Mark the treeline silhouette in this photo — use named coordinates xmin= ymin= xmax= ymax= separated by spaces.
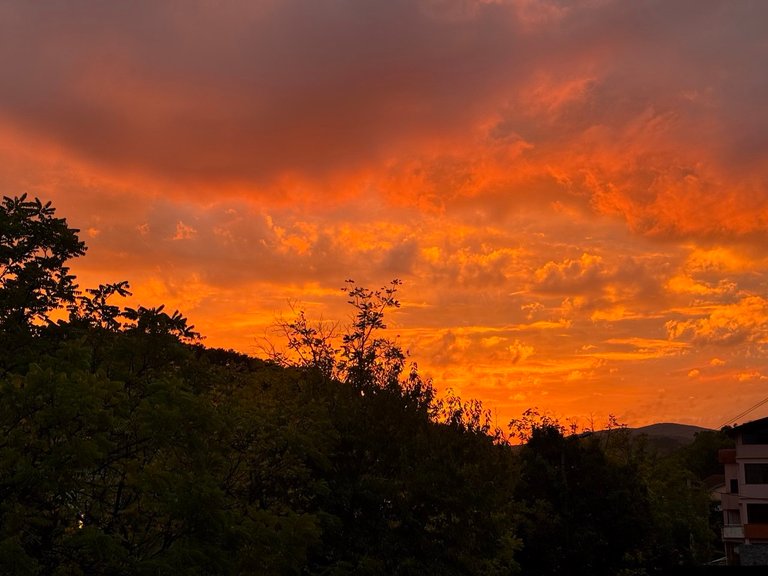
xmin=0 ymin=195 xmax=732 ymax=575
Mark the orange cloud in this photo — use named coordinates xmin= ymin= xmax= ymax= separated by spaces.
xmin=508 ymin=340 xmax=535 ymax=364
xmin=666 ymin=296 xmax=768 ymax=346
xmin=534 ymin=253 xmax=606 ymax=293
xmin=173 ymin=221 xmax=197 ymax=241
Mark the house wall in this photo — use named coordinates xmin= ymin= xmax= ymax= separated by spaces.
xmin=737 ymin=441 xmax=768 ymax=515
xmin=736 ymin=444 xmax=768 ymax=459
xmin=740 ymin=483 xmax=768 ymax=499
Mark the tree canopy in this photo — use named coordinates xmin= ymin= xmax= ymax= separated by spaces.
xmin=0 ymin=194 xmax=86 ymax=333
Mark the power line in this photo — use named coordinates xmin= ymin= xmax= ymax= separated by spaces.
xmin=721 ymin=394 xmax=768 ymax=429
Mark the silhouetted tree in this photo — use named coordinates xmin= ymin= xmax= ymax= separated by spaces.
xmin=514 ymin=424 xmax=651 ymax=576
xmin=68 ymin=281 xmax=132 ymax=331
xmin=338 ymin=279 xmax=405 ymax=391
xmin=266 ymin=304 xmax=338 ymax=379
xmin=0 ymin=194 xmax=86 ymax=333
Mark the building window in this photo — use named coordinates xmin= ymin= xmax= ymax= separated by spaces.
xmin=726 ymin=509 xmax=741 ymax=525
xmin=730 ymin=478 xmax=739 ymax=493
xmin=747 ymin=504 xmax=768 ymax=524
xmin=745 ymin=463 xmax=768 ymax=484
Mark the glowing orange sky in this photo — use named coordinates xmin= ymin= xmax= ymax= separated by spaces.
xmin=2 ymin=0 xmax=768 ymax=429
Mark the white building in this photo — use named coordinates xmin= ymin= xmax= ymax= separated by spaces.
xmin=720 ymin=416 xmax=768 ymax=566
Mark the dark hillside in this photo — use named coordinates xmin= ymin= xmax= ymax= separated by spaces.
xmin=630 ymin=422 xmax=712 ymax=453
xmin=632 ymin=422 xmax=711 ymax=441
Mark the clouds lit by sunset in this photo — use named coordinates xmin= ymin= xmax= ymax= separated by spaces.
xmin=2 ymin=0 xmax=767 ymax=428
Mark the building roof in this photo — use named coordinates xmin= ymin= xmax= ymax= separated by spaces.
xmin=727 ymin=416 xmax=768 ymax=435
xmin=703 ymin=474 xmax=725 ymax=492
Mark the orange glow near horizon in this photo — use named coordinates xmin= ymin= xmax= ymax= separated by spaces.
xmin=2 ymin=0 xmax=768 ymax=430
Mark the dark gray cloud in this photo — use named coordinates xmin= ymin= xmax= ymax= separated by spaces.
xmin=0 ymin=0 xmax=521 ymax=184
xmin=2 ymin=0 xmax=767 ymax=235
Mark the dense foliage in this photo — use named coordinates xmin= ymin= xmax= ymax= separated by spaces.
xmin=0 ymin=196 xmax=730 ymax=574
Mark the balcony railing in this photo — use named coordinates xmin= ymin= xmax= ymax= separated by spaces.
xmin=722 ymin=524 xmax=744 ymax=539
xmin=744 ymin=523 xmax=768 ymax=540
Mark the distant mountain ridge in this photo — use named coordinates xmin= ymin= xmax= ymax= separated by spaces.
xmin=630 ymin=422 xmax=712 ymax=441
xmin=580 ymin=423 xmax=713 ymax=454
xmin=625 ymin=422 xmax=712 ymax=453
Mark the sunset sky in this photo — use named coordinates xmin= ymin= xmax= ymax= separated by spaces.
xmin=2 ymin=0 xmax=768 ymax=429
